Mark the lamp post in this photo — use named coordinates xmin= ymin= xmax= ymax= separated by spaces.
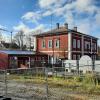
xmin=10 ymin=31 xmax=13 ymax=49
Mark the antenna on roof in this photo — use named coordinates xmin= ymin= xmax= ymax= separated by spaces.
xmin=51 ymin=14 xmax=53 ymax=33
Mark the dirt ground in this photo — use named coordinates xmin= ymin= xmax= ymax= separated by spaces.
xmin=0 ymin=80 xmax=100 ymax=100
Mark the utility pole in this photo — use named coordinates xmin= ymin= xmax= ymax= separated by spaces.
xmin=10 ymin=31 xmax=13 ymax=49
xmin=50 ymin=14 xmax=54 ymax=73
xmin=0 ymin=28 xmax=13 ymax=49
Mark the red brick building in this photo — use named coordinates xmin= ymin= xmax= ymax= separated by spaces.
xmin=34 ymin=23 xmax=98 ymax=63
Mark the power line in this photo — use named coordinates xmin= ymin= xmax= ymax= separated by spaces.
xmin=0 ymin=28 xmax=19 ymax=49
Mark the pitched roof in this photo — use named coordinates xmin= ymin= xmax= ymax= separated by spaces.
xmin=0 ymin=50 xmax=35 ymax=55
xmin=0 ymin=50 xmax=48 ymax=56
xmin=34 ymin=27 xmax=69 ymax=37
xmin=33 ymin=26 xmax=98 ymax=39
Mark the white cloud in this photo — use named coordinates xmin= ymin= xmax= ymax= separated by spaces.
xmin=75 ymin=0 xmax=91 ymax=11
xmin=75 ymin=0 xmax=97 ymax=14
xmin=22 ymin=12 xmax=42 ymax=24
xmin=95 ymin=12 xmax=100 ymax=26
xmin=30 ymin=24 xmax=46 ymax=35
xmin=38 ymin=0 xmax=99 ymax=35
xmin=39 ymin=0 xmax=98 ymax=18
xmin=2 ymin=34 xmax=11 ymax=42
xmin=0 ymin=25 xmax=7 ymax=29
xmin=43 ymin=10 xmax=53 ymax=16
xmin=32 ymin=24 xmax=45 ymax=31
xmin=76 ymin=17 xmax=98 ymax=35
xmin=13 ymin=22 xmax=30 ymax=34
xmin=64 ymin=11 xmax=75 ymax=28
xmin=13 ymin=22 xmax=47 ymax=46
xmin=0 ymin=25 xmax=3 ymax=28
xmin=13 ymin=0 xmax=98 ymax=41
xmin=39 ymin=0 xmax=64 ymax=8
xmin=39 ymin=0 xmax=55 ymax=8
xmin=78 ymin=23 xmax=91 ymax=34
xmin=13 ymin=22 xmax=46 ymax=35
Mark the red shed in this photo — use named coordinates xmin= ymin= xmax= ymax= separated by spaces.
xmin=0 ymin=50 xmax=48 ymax=69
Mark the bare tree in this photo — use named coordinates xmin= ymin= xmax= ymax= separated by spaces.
xmin=0 ymin=32 xmax=3 ymax=42
xmin=13 ymin=30 xmax=25 ymax=50
xmin=0 ymin=32 xmax=5 ymax=49
xmin=25 ymin=34 xmax=34 ymax=51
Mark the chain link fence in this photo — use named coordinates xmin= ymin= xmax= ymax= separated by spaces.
xmin=0 ymin=63 xmax=100 ymax=100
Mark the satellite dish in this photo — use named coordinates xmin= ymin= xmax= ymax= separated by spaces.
xmin=79 ymin=55 xmax=92 ymax=73
xmin=80 ymin=55 xmax=92 ymax=63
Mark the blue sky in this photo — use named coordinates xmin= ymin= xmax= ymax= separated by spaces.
xmin=0 ymin=0 xmax=100 ymax=44
xmin=0 ymin=0 xmax=36 ymax=29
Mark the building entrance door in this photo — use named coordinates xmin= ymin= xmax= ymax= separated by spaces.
xmin=18 ymin=57 xmax=29 ymax=69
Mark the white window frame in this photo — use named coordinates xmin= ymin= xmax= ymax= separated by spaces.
xmin=73 ymin=39 xmax=76 ymax=48
xmin=85 ymin=41 xmax=90 ymax=50
xmin=94 ymin=43 xmax=96 ymax=51
xmin=48 ymin=40 xmax=52 ymax=48
xmin=42 ymin=40 xmax=46 ymax=48
xmin=92 ymin=43 xmax=96 ymax=50
xmin=88 ymin=42 xmax=90 ymax=50
xmin=77 ymin=40 xmax=80 ymax=49
xmin=48 ymin=55 xmax=51 ymax=63
xmin=73 ymin=54 xmax=76 ymax=60
xmin=55 ymin=39 xmax=60 ymax=48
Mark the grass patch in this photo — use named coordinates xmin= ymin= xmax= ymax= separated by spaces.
xmin=6 ymin=73 xmax=100 ymax=95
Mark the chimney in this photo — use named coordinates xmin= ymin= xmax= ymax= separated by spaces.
xmin=73 ymin=27 xmax=77 ymax=31
xmin=64 ymin=23 xmax=68 ymax=29
xmin=56 ymin=23 xmax=60 ymax=29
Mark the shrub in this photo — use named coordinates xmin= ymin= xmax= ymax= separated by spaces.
xmin=74 ymin=76 xmax=83 ymax=82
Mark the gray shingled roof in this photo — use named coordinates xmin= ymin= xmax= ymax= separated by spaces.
xmin=33 ymin=26 xmax=98 ymax=39
xmin=0 ymin=50 xmax=35 ymax=55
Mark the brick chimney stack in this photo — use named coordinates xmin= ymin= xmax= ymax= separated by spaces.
xmin=64 ymin=23 xmax=68 ymax=29
xmin=73 ymin=27 xmax=77 ymax=31
xmin=56 ymin=23 xmax=60 ymax=29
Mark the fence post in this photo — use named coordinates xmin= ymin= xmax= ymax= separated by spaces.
xmin=64 ymin=66 xmax=66 ymax=79
xmin=69 ymin=63 xmax=71 ymax=73
xmin=45 ymin=67 xmax=49 ymax=100
xmin=76 ymin=60 xmax=79 ymax=75
xmin=4 ymin=69 xmax=8 ymax=98
xmin=92 ymin=59 xmax=95 ymax=71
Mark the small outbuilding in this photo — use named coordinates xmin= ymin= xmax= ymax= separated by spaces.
xmin=0 ymin=50 xmax=48 ymax=69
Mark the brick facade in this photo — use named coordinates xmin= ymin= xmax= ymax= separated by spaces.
xmin=34 ymin=25 xmax=98 ymax=61
xmin=36 ymin=34 xmax=68 ymax=59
